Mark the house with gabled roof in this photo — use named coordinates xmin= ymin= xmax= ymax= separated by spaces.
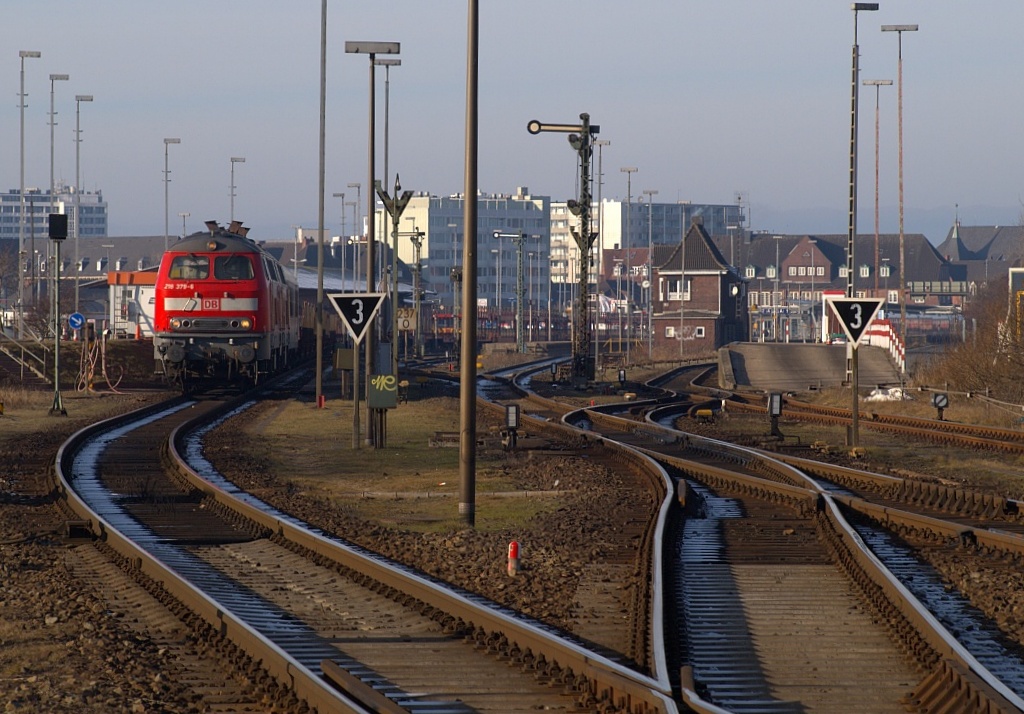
xmin=649 ymin=217 xmax=747 ymax=355
xmin=934 ymin=220 xmax=1024 ymax=291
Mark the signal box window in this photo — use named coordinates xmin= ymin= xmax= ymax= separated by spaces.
xmin=168 ymin=255 xmax=209 ymax=280
xmin=215 ymin=255 xmax=254 ymax=280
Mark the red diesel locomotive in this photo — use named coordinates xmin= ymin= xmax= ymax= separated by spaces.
xmin=153 ymin=221 xmax=301 ymax=387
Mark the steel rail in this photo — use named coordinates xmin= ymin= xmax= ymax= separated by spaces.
xmin=52 ymin=396 xmax=377 ymax=714
xmin=576 ymin=400 xmax=1024 ymax=713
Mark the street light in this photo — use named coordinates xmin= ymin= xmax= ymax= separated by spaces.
xmin=846 ymin=3 xmax=879 ymax=299
xmin=864 ymin=79 xmax=893 ymax=294
xmin=347 ymin=183 xmax=362 ymax=237
xmin=374 ymin=58 xmax=401 ymax=189
xmin=48 ymin=74 xmax=68 ymax=339
xmin=230 ymin=157 xmax=245 ymax=222
xmin=882 ymin=22 xmax=918 ymax=362
xmin=74 ymin=95 xmax=93 ymax=315
xmin=348 ymin=40 xmax=400 ymax=449
xmin=620 ymin=167 xmax=637 ymax=365
xmin=163 ymin=138 xmax=181 ymax=253
xmin=332 ymin=192 xmax=345 ymax=285
xmin=346 ymin=201 xmax=358 ymax=285
xmin=642 ymin=188 xmax=658 ymax=359
xmin=48 ymin=74 xmax=69 ymax=216
xmin=19 ymin=50 xmax=41 ymax=339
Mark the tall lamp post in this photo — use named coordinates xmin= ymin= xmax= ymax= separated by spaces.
xmin=48 ymin=74 xmax=69 ymax=216
xmin=347 ymin=182 xmax=362 ymax=237
xmin=374 ymin=58 xmax=401 ymax=190
xmin=74 ymin=94 xmax=93 ymax=315
xmin=332 ymin=191 xmax=345 ymax=284
xmin=49 ymin=74 xmax=68 ymax=334
xmin=19 ymin=50 xmax=41 ymax=339
xmin=163 ymin=138 xmax=181 ymax=252
xmin=846 ymin=3 xmax=879 ymax=299
xmin=346 ymin=41 xmax=401 ymax=447
xmin=642 ymin=188 xmax=658 ymax=359
xmin=882 ymin=22 xmax=918 ymax=364
xmin=620 ymin=167 xmax=637 ymax=365
xmin=229 ymin=156 xmax=245 ymax=222
xmin=864 ymin=79 xmax=892 ymax=294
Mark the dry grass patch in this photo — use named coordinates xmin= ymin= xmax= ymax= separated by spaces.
xmin=227 ymin=395 xmax=562 ymax=532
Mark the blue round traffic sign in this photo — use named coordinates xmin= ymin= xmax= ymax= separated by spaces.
xmin=68 ymin=312 xmax=85 ymax=330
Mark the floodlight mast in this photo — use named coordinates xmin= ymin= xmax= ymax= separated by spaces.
xmin=527 ymin=113 xmax=599 ymax=382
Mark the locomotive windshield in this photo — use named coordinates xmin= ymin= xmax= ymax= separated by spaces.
xmin=166 ymin=254 xmax=254 ymax=281
xmin=214 ymin=255 xmax=254 ymax=280
xmin=168 ymin=255 xmax=209 ymax=280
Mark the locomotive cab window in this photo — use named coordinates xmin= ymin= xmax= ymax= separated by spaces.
xmin=168 ymin=255 xmax=209 ymax=280
xmin=215 ymin=255 xmax=254 ymax=280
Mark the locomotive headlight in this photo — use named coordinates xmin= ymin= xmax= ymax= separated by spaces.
xmin=170 ymin=318 xmax=182 ymax=329
xmin=240 ymin=318 xmax=252 ymax=329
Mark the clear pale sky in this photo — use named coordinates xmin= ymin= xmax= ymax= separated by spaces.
xmin=5 ymin=1 xmax=1023 ymax=245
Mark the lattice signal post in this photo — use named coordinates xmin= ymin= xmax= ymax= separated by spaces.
xmin=527 ymin=113 xmax=599 ymax=383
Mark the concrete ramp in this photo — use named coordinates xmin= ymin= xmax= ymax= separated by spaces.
xmin=720 ymin=343 xmax=901 ymax=392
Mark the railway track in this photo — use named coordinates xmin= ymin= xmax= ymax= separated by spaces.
xmin=726 ymin=392 xmax=1024 ymax=453
xmin=498 ymin=365 xmax=1024 ymax=712
xmin=53 ymin=373 xmax=677 ymax=713
xmin=50 ymin=355 xmax=1024 ymax=712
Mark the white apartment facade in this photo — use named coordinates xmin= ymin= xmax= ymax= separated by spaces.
xmin=0 ymin=184 xmax=108 ymax=241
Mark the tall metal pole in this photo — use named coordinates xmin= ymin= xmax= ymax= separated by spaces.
xmin=643 ymin=188 xmax=658 ymax=359
xmin=49 ymin=74 xmax=68 ymax=335
xmin=315 ymin=0 xmax=327 ymax=408
xmin=347 ymin=183 xmax=362 ymax=237
xmin=594 ymin=139 xmax=610 ymax=373
xmin=883 ymin=23 xmax=917 ymax=370
xmin=230 ymin=156 xmax=245 ymax=222
xmin=375 ymin=59 xmax=401 ymax=190
xmin=163 ymin=138 xmax=180 ymax=253
xmin=620 ymin=167 xmax=637 ymax=365
xmin=74 ymin=95 xmax=93 ymax=315
xmin=846 ymin=3 xmax=879 ymax=417
xmin=864 ymin=79 xmax=892 ymax=294
xmin=346 ymin=41 xmax=400 ymax=446
xmin=409 ymin=231 xmax=424 ymax=357
xmin=49 ymin=75 xmax=69 ymax=217
xmin=847 ymin=3 xmax=879 ymax=299
xmin=49 ymin=214 xmax=67 ymax=416
xmin=460 ymin=0 xmax=480 ymax=527
xmin=528 ymin=116 xmax=600 ymax=380
xmin=19 ymin=50 xmax=41 ymax=340
xmin=679 ymin=228 xmax=686 ymax=357
xmin=333 ymin=191 xmax=345 ymax=285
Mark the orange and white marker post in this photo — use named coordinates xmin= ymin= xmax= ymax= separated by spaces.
xmin=507 ymin=540 xmax=520 ymax=576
